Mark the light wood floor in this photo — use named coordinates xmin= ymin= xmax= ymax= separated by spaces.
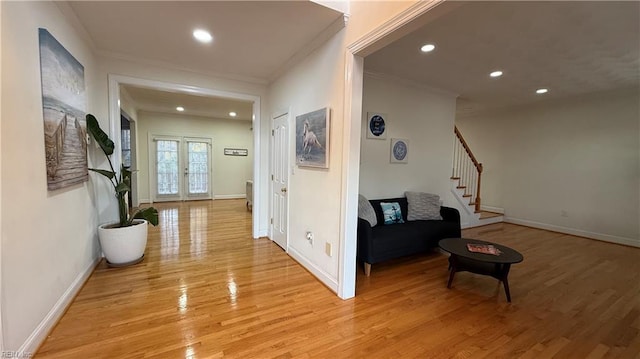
xmin=36 ymin=200 xmax=640 ymax=358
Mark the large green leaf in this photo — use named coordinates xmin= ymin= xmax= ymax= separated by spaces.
xmin=86 ymin=114 xmax=114 ymax=156
xmin=115 ymin=182 xmax=130 ymax=195
xmin=88 ymin=168 xmax=115 ymax=180
xmin=132 ymin=207 xmax=159 ymax=226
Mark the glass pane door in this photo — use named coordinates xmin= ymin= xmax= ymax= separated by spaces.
xmin=185 ymin=139 xmax=211 ymax=199
xmin=153 ymin=136 xmax=211 ymax=202
xmin=156 ymin=139 xmax=180 ymax=200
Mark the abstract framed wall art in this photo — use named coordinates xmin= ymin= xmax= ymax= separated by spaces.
xmin=390 ymin=138 xmax=409 ymax=164
xmin=366 ymin=112 xmax=387 ymax=139
xmin=39 ymin=28 xmax=88 ymax=190
xmin=296 ymin=107 xmax=330 ymax=168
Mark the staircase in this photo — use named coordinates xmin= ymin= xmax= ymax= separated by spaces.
xmin=451 ymin=126 xmax=503 ymax=228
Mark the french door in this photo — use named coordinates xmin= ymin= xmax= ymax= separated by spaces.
xmin=152 ymin=135 xmax=213 ymax=202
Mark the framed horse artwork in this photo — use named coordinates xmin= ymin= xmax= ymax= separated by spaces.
xmin=295 ymin=107 xmax=330 ymax=168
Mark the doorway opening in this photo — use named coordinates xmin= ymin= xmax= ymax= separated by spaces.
xmin=109 ymin=74 xmax=263 ymax=238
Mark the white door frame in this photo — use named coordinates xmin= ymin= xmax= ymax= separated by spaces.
xmin=339 ymin=1 xmax=445 ymax=299
xmin=120 ymin=110 xmax=139 ymax=207
xmin=108 ymin=74 xmax=262 ymax=238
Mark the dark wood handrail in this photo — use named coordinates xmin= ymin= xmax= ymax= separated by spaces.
xmin=454 ymin=126 xmax=483 ymax=212
xmin=454 ymin=126 xmax=481 ymax=171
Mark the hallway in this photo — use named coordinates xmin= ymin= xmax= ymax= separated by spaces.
xmin=37 ymin=199 xmax=338 ymax=358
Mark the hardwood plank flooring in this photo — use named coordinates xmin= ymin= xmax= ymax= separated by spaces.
xmin=36 ymin=200 xmax=640 ymax=358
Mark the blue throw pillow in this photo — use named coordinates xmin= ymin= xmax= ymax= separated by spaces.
xmin=380 ymin=202 xmax=405 ymax=225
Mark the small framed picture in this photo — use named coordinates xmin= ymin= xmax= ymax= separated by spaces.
xmin=390 ymin=138 xmax=409 ymax=163
xmin=366 ymin=112 xmax=387 ymax=140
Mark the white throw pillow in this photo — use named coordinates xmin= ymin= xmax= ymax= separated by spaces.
xmin=405 ymin=191 xmax=442 ymax=221
xmin=358 ymin=194 xmax=378 ymax=227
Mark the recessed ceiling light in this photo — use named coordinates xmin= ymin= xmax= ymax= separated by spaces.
xmin=176 ymin=106 xmax=185 ymax=112
xmin=490 ymin=70 xmax=503 ymax=78
xmin=536 ymin=88 xmax=548 ymax=94
xmin=420 ymin=44 xmax=436 ymax=53
xmin=193 ymin=29 xmax=213 ymax=43
xmin=229 ymin=112 xmax=237 ymax=117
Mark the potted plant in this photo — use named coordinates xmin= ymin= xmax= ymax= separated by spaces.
xmin=86 ymin=114 xmax=158 ymax=267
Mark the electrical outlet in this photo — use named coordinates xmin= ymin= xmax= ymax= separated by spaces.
xmin=306 ymin=231 xmax=313 ymax=244
xmin=325 ymin=242 xmax=332 ymax=257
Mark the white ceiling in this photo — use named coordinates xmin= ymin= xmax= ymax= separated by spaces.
xmin=365 ymin=1 xmax=640 ymax=116
xmin=122 ymin=85 xmax=253 ymax=121
xmin=69 ymin=1 xmax=638 ymax=118
xmin=68 ymin=1 xmax=344 ymax=83
xmin=67 ymin=1 xmax=343 ymax=119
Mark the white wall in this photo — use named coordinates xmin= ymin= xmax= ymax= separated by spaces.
xmin=359 ymin=74 xmax=457 ymax=204
xmin=456 ymin=89 xmax=640 ymax=245
xmin=119 ymin=87 xmax=139 ymax=122
xmin=267 ymin=1 xmax=422 ymax=292
xmin=137 ymin=111 xmax=253 ymax=201
xmin=268 ymin=30 xmax=346 ymax=287
xmin=1 ymin=1 xmax=102 ymax=351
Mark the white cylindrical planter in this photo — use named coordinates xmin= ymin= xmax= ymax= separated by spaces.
xmin=98 ymin=219 xmax=148 ymax=266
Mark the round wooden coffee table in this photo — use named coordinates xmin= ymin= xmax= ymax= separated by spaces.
xmin=439 ymin=238 xmax=523 ymax=302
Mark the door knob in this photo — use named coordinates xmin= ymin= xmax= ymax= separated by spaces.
xmin=281 ymin=187 xmax=287 ymax=193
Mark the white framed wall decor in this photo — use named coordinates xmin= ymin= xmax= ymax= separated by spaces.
xmin=390 ymin=138 xmax=409 ymax=163
xmin=296 ymin=107 xmax=330 ymax=168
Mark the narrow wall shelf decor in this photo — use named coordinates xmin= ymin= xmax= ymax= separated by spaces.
xmin=224 ymin=148 xmax=248 ymax=156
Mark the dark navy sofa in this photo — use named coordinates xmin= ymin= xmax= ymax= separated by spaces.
xmin=357 ymin=197 xmax=461 ymax=276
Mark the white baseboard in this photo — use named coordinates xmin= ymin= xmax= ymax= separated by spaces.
xmin=287 ymin=247 xmax=339 ymax=293
xmin=504 ymin=217 xmax=640 ymax=248
xmin=19 ymin=255 xmax=101 ymax=354
xmin=214 ymin=194 xmax=246 ymax=200
xmin=462 ymin=214 xmax=504 ymax=229
xmin=480 ymin=205 xmax=505 ymax=214
xmin=255 ymin=229 xmax=269 ymax=239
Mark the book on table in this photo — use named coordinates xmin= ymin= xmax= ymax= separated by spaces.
xmin=467 ymin=243 xmax=502 ymax=255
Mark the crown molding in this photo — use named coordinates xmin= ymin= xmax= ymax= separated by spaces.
xmin=98 ymin=50 xmax=269 ymax=87
xmin=55 ymin=1 xmax=98 ymax=53
xmin=347 ymin=0 xmax=451 ymax=56
xmin=268 ymin=13 xmax=348 ymax=84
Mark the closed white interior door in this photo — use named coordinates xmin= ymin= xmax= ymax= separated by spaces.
xmin=152 ymin=135 xmax=212 ymax=202
xmin=271 ymin=113 xmax=289 ymax=250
